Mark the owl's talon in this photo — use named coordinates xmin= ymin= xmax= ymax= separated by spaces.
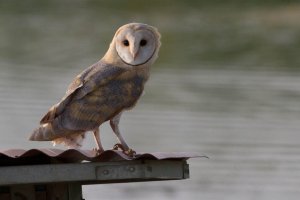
xmin=124 ymin=149 xmax=136 ymax=157
xmin=113 ymin=143 xmax=124 ymax=151
xmin=112 ymin=143 xmax=136 ymax=157
xmin=92 ymin=148 xmax=104 ymax=155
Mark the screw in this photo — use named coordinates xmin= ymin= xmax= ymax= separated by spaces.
xmin=129 ymin=167 xmax=135 ymax=172
xmin=103 ymin=169 xmax=109 ymax=175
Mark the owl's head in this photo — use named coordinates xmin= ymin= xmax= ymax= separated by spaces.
xmin=104 ymin=23 xmax=161 ymax=66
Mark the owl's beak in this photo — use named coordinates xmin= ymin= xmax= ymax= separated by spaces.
xmin=130 ymin=46 xmax=139 ymax=60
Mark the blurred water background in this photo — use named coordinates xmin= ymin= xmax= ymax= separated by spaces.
xmin=1 ymin=1 xmax=300 ymax=199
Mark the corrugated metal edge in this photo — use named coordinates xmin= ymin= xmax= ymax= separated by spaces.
xmin=0 ymin=149 xmax=206 ymax=163
xmin=136 ymin=151 xmax=207 ymax=160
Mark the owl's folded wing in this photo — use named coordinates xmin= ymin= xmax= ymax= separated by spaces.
xmin=40 ymin=62 xmax=126 ymax=124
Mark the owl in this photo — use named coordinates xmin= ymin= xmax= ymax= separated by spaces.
xmin=29 ymin=23 xmax=161 ymax=155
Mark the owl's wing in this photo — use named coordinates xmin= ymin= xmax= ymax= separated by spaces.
xmin=40 ymin=62 xmax=126 ymax=124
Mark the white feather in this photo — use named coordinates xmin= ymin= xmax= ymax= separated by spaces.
xmin=52 ymin=133 xmax=85 ymax=149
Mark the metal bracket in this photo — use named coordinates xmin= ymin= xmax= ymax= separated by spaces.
xmin=96 ymin=160 xmax=188 ymax=181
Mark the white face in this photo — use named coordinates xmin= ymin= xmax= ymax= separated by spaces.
xmin=115 ymin=28 xmax=156 ymax=66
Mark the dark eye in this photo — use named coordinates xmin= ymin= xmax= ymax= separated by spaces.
xmin=140 ymin=39 xmax=147 ymax=46
xmin=123 ymin=40 xmax=129 ymax=46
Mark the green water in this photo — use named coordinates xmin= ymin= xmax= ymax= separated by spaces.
xmin=1 ymin=1 xmax=300 ymax=70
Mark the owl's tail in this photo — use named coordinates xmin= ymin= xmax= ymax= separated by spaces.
xmin=29 ymin=123 xmax=85 ymax=149
xmin=29 ymin=123 xmax=55 ymax=141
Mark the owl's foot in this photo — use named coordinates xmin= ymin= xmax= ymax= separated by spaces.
xmin=92 ymin=148 xmax=104 ymax=156
xmin=113 ymin=143 xmax=136 ymax=157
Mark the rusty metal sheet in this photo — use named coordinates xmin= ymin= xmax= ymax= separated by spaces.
xmin=0 ymin=149 xmax=205 ymax=165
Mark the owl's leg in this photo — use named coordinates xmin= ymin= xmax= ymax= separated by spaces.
xmin=93 ymin=128 xmax=104 ymax=153
xmin=110 ymin=112 xmax=135 ymax=156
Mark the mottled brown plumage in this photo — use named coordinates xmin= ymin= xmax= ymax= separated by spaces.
xmin=29 ymin=23 xmax=161 ymax=153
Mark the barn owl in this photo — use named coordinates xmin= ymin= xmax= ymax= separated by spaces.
xmin=29 ymin=23 xmax=161 ymax=155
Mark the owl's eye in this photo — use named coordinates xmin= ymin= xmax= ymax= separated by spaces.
xmin=140 ymin=39 xmax=147 ymax=46
xmin=123 ymin=40 xmax=129 ymax=46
